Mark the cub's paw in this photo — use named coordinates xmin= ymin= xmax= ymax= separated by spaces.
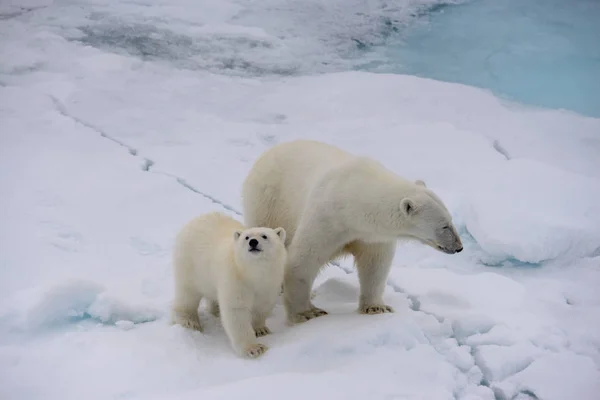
xmin=307 ymin=307 xmax=328 ymax=318
xmin=360 ymin=304 xmax=394 ymax=315
xmin=254 ymin=326 xmax=271 ymax=337
xmin=173 ymin=315 xmax=203 ymax=331
xmin=291 ymin=307 xmax=328 ymax=324
xmin=245 ymin=343 xmax=268 ymax=359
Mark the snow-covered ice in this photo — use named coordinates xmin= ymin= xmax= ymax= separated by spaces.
xmin=1 ymin=1 xmax=600 ymax=400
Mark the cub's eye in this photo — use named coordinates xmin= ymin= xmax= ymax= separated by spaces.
xmin=262 ymin=235 xmax=268 ymax=240
xmin=442 ymin=226 xmax=450 ymax=230
xmin=245 ymin=236 xmax=250 ymax=240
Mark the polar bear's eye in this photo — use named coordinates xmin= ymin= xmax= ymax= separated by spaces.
xmin=245 ymin=236 xmax=250 ymax=240
xmin=262 ymin=235 xmax=268 ymax=240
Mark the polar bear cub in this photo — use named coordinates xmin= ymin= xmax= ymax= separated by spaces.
xmin=171 ymin=212 xmax=287 ymax=358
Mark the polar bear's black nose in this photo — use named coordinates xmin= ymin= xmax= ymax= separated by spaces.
xmin=249 ymin=238 xmax=259 ymax=248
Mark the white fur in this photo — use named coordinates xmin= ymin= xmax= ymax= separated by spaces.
xmin=241 ymin=140 xmax=462 ymax=324
xmin=171 ymin=212 xmax=287 ymax=358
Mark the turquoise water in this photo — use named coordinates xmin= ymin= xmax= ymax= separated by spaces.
xmin=363 ymin=0 xmax=600 ymax=118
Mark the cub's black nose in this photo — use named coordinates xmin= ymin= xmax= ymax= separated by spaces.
xmin=456 ymin=247 xmax=463 ymax=253
xmin=249 ymin=238 xmax=259 ymax=248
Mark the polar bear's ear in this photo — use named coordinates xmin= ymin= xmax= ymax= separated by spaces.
xmin=233 ymin=231 xmax=242 ymax=241
xmin=415 ymin=179 xmax=427 ymax=188
xmin=400 ymin=198 xmax=417 ymax=216
xmin=274 ymin=227 xmax=286 ymax=243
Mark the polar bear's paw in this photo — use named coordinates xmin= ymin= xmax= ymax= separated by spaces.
xmin=245 ymin=343 xmax=268 ymax=358
xmin=174 ymin=315 xmax=203 ymax=331
xmin=291 ymin=307 xmax=328 ymax=323
xmin=254 ymin=326 xmax=271 ymax=337
xmin=360 ymin=304 xmax=394 ymax=315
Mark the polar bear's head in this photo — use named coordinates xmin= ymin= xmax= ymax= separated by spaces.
xmin=233 ymin=226 xmax=287 ymax=263
xmin=398 ymin=180 xmax=463 ymax=255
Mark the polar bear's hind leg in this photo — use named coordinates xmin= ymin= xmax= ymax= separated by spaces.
xmin=171 ymin=288 xmax=203 ymax=331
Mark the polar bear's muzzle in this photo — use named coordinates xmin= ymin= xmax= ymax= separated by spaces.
xmin=437 ymin=244 xmax=463 ymax=254
xmin=431 ymin=224 xmax=463 ymax=254
xmin=424 ymin=236 xmax=463 ymax=254
xmin=248 ymin=238 xmax=262 ymax=253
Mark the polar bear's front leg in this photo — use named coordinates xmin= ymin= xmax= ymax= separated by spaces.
xmin=353 ymin=241 xmax=396 ymax=315
xmin=220 ymin=304 xmax=268 ymax=358
xmin=283 ymin=216 xmax=346 ymax=324
xmin=283 ymin=263 xmax=327 ymax=324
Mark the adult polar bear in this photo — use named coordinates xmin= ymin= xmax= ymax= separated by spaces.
xmin=241 ymin=140 xmax=463 ymax=324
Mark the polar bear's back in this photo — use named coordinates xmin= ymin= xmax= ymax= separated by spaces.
xmin=242 ymin=140 xmax=357 ymax=245
xmin=176 ymin=212 xmax=242 ymax=249
xmin=173 ymin=212 xmax=241 ymax=293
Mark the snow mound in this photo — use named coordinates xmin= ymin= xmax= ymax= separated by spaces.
xmin=0 ymin=280 xmax=161 ymax=334
xmin=492 ymin=352 xmax=600 ymax=400
xmin=474 ymin=342 xmax=545 ymax=382
xmin=465 ymin=158 xmax=600 ymax=264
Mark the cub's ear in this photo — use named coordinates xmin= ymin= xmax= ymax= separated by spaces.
xmin=415 ymin=179 xmax=427 ymax=188
xmin=233 ymin=231 xmax=242 ymax=241
xmin=400 ymin=198 xmax=417 ymax=216
xmin=274 ymin=227 xmax=286 ymax=243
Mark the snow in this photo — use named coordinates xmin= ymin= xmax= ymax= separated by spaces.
xmin=1 ymin=1 xmax=600 ymax=400
xmin=492 ymin=352 xmax=600 ymax=400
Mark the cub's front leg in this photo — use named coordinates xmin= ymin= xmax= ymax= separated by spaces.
xmin=219 ymin=288 xmax=268 ymax=359
xmin=252 ymin=305 xmax=275 ymax=337
xmin=220 ymin=305 xmax=268 ymax=358
xmin=252 ymin=318 xmax=271 ymax=338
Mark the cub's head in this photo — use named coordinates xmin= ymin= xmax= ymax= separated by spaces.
xmin=399 ymin=180 xmax=463 ymax=255
xmin=233 ymin=226 xmax=287 ymax=263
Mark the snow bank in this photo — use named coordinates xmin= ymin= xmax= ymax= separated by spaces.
xmin=45 ymin=66 xmax=600 ymax=265
xmin=0 ymin=280 xmax=161 ymax=334
xmin=465 ymin=158 xmax=600 ymax=264
xmin=474 ymin=342 xmax=545 ymax=382
xmin=492 ymin=352 xmax=600 ymax=400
